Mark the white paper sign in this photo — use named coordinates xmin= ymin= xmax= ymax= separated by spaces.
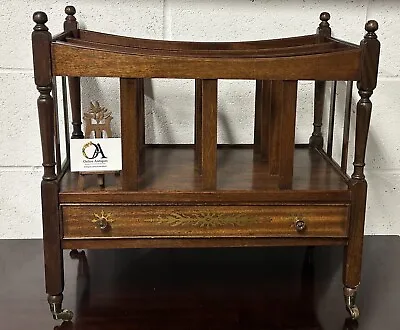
xmin=70 ymin=138 xmax=122 ymax=172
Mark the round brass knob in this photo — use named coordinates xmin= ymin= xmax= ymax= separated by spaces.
xmin=96 ymin=218 xmax=109 ymax=231
xmin=295 ymin=219 xmax=306 ymax=232
xmin=91 ymin=211 xmax=114 ymax=232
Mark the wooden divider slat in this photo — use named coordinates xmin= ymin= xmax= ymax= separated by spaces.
xmin=269 ymin=81 xmax=283 ymax=175
xmin=200 ymin=79 xmax=217 ymax=190
xmin=195 ymin=79 xmax=203 ymax=171
xmin=137 ymin=78 xmax=145 ymax=171
xmin=120 ymin=78 xmax=140 ymax=190
xmin=279 ymin=81 xmax=298 ymax=189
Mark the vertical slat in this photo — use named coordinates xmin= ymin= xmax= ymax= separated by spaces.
xmin=195 ymin=79 xmax=203 ymax=171
xmin=200 ymin=79 xmax=217 ymax=190
xmin=254 ymin=80 xmax=262 ymax=155
xmin=138 ymin=78 xmax=146 ymax=171
xmin=120 ymin=78 xmax=140 ymax=191
xmin=327 ymin=80 xmax=337 ymax=157
xmin=61 ymin=77 xmax=70 ymax=161
xmin=254 ymin=80 xmax=271 ymax=160
xmin=341 ymin=81 xmax=353 ymax=172
xmin=309 ymin=80 xmax=326 ymax=149
xmin=269 ymin=80 xmax=283 ymax=175
xmin=69 ymin=77 xmax=84 ymax=139
xmin=260 ymin=81 xmax=272 ymax=162
xmin=279 ymin=81 xmax=298 ymax=189
xmin=52 ymin=77 xmax=62 ymax=175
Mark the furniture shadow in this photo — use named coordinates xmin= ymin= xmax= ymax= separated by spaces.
xmin=54 ymin=245 xmax=357 ymax=330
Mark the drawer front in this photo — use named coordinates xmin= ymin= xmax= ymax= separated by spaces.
xmin=62 ymin=205 xmax=349 ymax=239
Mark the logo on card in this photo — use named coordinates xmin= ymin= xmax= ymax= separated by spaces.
xmin=82 ymin=141 xmax=107 ymax=160
xmin=70 ymin=138 xmax=121 ymax=172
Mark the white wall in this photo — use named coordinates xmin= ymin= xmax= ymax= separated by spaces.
xmin=0 ymin=0 xmax=399 ymax=238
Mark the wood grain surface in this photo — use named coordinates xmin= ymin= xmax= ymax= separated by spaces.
xmin=51 ymin=43 xmax=361 ymax=80
xmin=62 ymin=204 xmax=349 ymax=240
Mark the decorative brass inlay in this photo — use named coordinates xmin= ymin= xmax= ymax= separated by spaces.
xmin=144 ymin=212 xmax=265 ymax=228
xmin=91 ymin=210 xmax=114 ymax=231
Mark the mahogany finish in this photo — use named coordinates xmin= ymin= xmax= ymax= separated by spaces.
xmin=62 ymin=204 xmax=349 ymax=239
xmin=120 ymin=78 xmax=141 ymax=191
xmin=31 ymin=6 xmax=380 ymax=321
xmin=198 ymin=79 xmax=217 ymax=190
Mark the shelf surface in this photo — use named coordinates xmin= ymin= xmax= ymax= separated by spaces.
xmin=59 ymin=146 xmax=351 ymax=204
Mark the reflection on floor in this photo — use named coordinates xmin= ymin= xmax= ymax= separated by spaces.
xmin=1 ymin=237 xmax=399 ymax=330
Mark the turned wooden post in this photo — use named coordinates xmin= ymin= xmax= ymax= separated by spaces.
xmin=32 ymin=9 xmax=65 ymax=309
xmin=64 ymin=6 xmax=84 ymax=139
xmin=309 ymin=12 xmax=331 ymax=149
xmin=344 ymin=20 xmax=380 ymax=289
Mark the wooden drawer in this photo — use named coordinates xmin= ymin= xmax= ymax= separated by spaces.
xmin=62 ymin=205 xmax=349 ymax=239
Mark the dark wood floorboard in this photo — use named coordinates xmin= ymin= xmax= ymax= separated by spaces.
xmin=0 ymin=236 xmax=398 ymax=329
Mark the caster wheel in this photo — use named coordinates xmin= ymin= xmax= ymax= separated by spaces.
xmin=70 ymin=249 xmax=85 ymax=259
xmin=347 ymin=305 xmax=360 ymax=320
xmin=52 ymin=309 xmax=74 ymax=321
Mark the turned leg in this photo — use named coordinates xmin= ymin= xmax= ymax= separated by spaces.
xmin=32 ymin=11 xmax=73 ymax=321
xmin=343 ymin=20 xmax=380 ymax=321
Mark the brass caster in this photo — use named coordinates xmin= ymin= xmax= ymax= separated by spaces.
xmin=51 ymin=309 xmax=74 ymax=321
xmin=347 ymin=305 xmax=360 ymax=321
xmin=48 ymin=294 xmax=74 ymax=322
xmin=70 ymin=249 xmax=85 ymax=259
xmin=344 ymin=287 xmax=360 ymax=320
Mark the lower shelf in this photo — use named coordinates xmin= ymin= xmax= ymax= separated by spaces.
xmin=60 ymin=145 xmax=351 ymax=248
xmin=59 ymin=145 xmax=351 ymax=203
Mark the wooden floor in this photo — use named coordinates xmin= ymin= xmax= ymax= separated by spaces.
xmin=1 ymin=236 xmax=399 ymax=329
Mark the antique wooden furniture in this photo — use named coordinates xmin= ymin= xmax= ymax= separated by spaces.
xmin=32 ymin=6 xmax=380 ymax=322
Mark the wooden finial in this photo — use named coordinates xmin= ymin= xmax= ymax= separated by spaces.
xmin=33 ymin=11 xmax=48 ymax=31
xmin=65 ymin=5 xmax=76 ymax=16
xmin=64 ymin=5 xmax=78 ymax=32
xmin=318 ymin=12 xmax=331 ymax=37
xmin=320 ymin=12 xmax=330 ymax=25
xmin=365 ymin=20 xmax=378 ymax=38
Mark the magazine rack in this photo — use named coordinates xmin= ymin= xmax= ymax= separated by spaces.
xmin=32 ymin=6 xmax=380 ymax=321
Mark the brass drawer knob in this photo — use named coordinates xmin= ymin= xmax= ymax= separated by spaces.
xmin=91 ymin=210 xmax=114 ymax=232
xmin=295 ymin=218 xmax=306 ymax=232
